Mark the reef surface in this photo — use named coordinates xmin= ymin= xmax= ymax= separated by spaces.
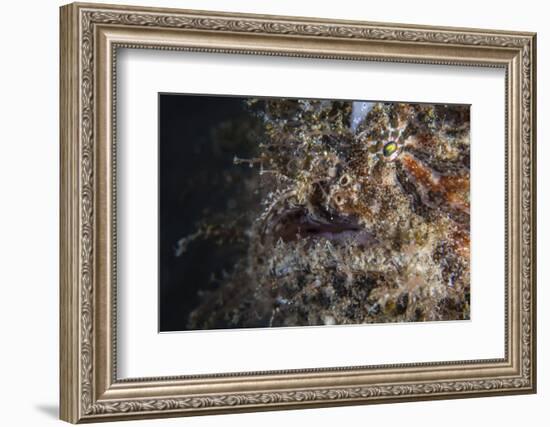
xmin=171 ymin=98 xmax=470 ymax=330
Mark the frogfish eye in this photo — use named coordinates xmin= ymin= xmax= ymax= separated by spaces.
xmin=382 ymin=141 xmax=398 ymax=157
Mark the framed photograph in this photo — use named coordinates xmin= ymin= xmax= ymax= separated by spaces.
xmin=60 ymin=2 xmax=537 ymax=423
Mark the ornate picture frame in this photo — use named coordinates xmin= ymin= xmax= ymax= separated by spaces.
xmin=60 ymin=2 xmax=536 ymax=423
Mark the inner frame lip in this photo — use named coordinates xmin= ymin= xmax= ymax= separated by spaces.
xmin=107 ymin=38 xmax=514 ymax=387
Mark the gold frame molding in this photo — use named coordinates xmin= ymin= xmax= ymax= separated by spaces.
xmin=60 ymin=2 xmax=537 ymax=423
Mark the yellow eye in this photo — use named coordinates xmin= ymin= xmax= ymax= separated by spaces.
xmin=383 ymin=141 xmax=398 ymax=157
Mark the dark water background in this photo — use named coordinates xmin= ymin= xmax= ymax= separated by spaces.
xmin=159 ymin=94 xmax=258 ymax=332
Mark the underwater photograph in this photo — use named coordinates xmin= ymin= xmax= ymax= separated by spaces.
xmin=159 ymin=94 xmax=471 ymax=332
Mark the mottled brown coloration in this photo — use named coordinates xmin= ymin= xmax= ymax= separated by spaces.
xmin=187 ymin=100 xmax=470 ymax=329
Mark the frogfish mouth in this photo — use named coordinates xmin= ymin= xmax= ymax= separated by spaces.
xmin=265 ymin=207 xmax=377 ymax=247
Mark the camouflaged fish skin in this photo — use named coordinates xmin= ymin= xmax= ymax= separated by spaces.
xmin=186 ymin=99 xmax=470 ymax=329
